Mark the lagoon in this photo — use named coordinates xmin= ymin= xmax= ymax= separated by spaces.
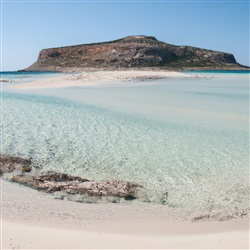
xmin=1 ymin=71 xmax=249 ymax=220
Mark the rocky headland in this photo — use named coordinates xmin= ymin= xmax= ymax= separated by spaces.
xmin=22 ymin=35 xmax=249 ymax=72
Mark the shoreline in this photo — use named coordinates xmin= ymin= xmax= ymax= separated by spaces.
xmin=7 ymin=70 xmax=195 ymax=90
xmin=5 ymin=69 xmax=249 ymax=91
xmin=18 ymin=65 xmax=250 ymax=73
xmin=1 ymin=179 xmax=249 ymax=249
xmin=2 ymin=219 xmax=249 ymax=249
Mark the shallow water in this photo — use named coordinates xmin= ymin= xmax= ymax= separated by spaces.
xmin=1 ymin=72 xmax=249 ymax=220
xmin=0 ymin=71 xmax=59 ymax=83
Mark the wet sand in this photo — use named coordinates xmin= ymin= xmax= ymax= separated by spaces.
xmin=1 ymin=179 xmax=249 ymax=249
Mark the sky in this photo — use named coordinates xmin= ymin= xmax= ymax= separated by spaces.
xmin=1 ymin=0 xmax=249 ymax=71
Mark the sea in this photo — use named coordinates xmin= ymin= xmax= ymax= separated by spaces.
xmin=1 ymin=70 xmax=249 ymax=220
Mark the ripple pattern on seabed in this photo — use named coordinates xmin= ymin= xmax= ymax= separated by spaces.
xmin=1 ymin=91 xmax=249 ymax=220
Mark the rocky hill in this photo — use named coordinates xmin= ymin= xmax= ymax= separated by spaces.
xmin=23 ymin=35 xmax=248 ymax=71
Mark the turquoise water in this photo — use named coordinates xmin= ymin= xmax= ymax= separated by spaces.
xmin=182 ymin=70 xmax=250 ymax=74
xmin=1 ymin=72 xmax=249 ymax=220
xmin=0 ymin=71 xmax=60 ymax=83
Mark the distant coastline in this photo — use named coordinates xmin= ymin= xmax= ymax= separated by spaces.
xmin=181 ymin=69 xmax=250 ymax=73
xmin=19 ymin=66 xmax=250 ymax=73
xmin=21 ymin=35 xmax=249 ymax=72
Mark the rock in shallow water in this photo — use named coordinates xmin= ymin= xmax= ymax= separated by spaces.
xmin=11 ymin=172 xmax=142 ymax=201
xmin=0 ymin=155 xmax=32 ymax=175
xmin=2 ymin=155 xmax=142 ymax=203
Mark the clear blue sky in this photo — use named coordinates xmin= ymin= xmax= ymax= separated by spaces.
xmin=1 ymin=0 xmax=249 ymax=71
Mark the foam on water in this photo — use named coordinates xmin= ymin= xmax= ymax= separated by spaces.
xmin=1 ymin=72 xmax=249 ymax=220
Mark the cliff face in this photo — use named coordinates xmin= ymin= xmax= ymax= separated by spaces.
xmin=24 ymin=35 xmax=246 ymax=71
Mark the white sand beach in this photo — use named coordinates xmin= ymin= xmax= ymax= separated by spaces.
xmin=2 ymin=70 xmax=249 ymax=249
xmin=1 ymin=179 xmax=249 ymax=249
xmin=9 ymin=70 xmax=194 ymax=90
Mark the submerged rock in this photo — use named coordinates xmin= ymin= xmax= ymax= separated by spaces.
xmin=3 ymin=155 xmax=142 ymax=203
xmin=72 ymin=180 xmax=140 ymax=199
xmin=33 ymin=172 xmax=89 ymax=183
xmin=11 ymin=173 xmax=89 ymax=192
xmin=0 ymin=155 xmax=32 ymax=175
xmin=11 ymin=172 xmax=142 ymax=201
xmin=0 ymin=79 xmax=12 ymax=83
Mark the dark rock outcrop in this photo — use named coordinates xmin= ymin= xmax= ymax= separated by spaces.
xmin=1 ymin=155 xmax=142 ymax=203
xmin=0 ymin=155 xmax=32 ymax=176
xmin=11 ymin=172 xmax=141 ymax=200
xmin=23 ymin=35 xmax=248 ymax=72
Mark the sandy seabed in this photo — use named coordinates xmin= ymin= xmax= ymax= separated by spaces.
xmin=2 ymin=70 xmax=249 ymax=249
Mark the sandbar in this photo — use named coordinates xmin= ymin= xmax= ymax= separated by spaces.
xmin=9 ymin=70 xmax=195 ymax=90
